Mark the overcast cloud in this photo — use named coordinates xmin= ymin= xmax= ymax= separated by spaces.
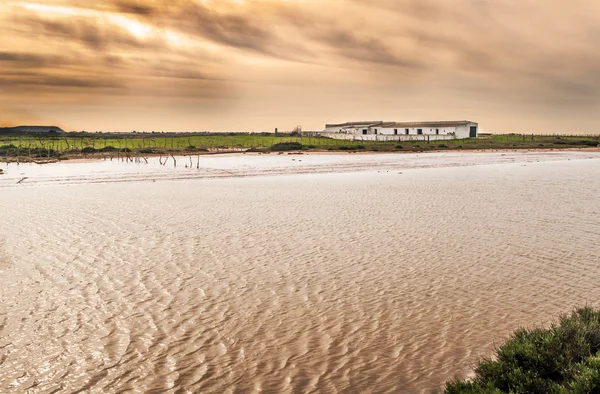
xmin=1 ymin=0 xmax=599 ymax=133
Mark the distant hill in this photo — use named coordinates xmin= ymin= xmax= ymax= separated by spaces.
xmin=0 ymin=126 xmax=65 ymax=134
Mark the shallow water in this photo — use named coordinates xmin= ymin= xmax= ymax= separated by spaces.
xmin=1 ymin=152 xmax=600 ymax=393
xmin=1 ymin=150 xmax=598 ymax=187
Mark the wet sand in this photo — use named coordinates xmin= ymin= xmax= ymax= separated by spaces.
xmin=1 ymin=150 xmax=599 ymax=187
xmin=1 ymin=151 xmax=600 ymax=393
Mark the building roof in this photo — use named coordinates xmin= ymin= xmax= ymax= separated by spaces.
xmin=326 ymin=120 xmax=477 ymax=129
xmin=384 ymin=121 xmax=476 ymax=128
xmin=326 ymin=121 xmax=384 ymax=128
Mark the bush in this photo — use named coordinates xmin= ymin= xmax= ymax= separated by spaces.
xmin=445 ymin=307 xmax=600 ymax=393
xmin=183 ymin=146 xmax=208 ymax=152
xmin=270 ymin=142 xmax=305 ymax=151
xmin=0 ymin=144 xmax=18 ymax=154
xmin=81 ymin=147 xmax=98 ymax=153
xmin=338 ymin=145 xmax=365 ymax=151
xmin=396 ymin=145 xmax=403 ymax=149
xmin=99 ymin=146 xmax=119 ymax=152
xmin=246 ymin=147 xmax=269 ymax=153
xmin=551 ymin=140 xmax=597 ymax=147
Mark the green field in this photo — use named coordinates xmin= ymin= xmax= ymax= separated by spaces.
xmin=0 ymin=132 xmax=598 ymax=161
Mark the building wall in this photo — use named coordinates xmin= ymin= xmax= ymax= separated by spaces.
xmin=455 ymin=123 xmax=478 ymax=139
xmin=325 ymin=126 xmax=346 ymax=133
xmin=325 ymin=125 xmax=378 ymax=133
xmin=323 ymin=122 xmax=478 ymax=140
xmin=378 ymin=126 xmax=457 ymax=136
xmin=317 ymin=132 xmax=458 ymax=142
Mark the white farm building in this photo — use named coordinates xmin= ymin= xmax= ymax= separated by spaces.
xmin=320 ymin=121 xmax=479 ymax=141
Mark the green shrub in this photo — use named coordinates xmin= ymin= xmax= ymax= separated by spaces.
xmin=246 ymin=147 xmax=269 ymax=153
xmin=270 ymin=142 xmax=305 ymax=151
xmin=552 ymin=140 xmax=597 ymax=146
xmin=0 ymin=144 xmax=18 ymax=154
xmin=445 ymin=307 xmax=600 ymax=393
xmin=338 ymin=145 xmax=365 ymax=151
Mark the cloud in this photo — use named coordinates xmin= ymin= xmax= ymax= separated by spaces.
xmin=12 ymin=13 xmax=165 ymax=51
xmin=0 ymin=72 xmax=124 ymax=90
xmin=0 ymin=0 xmax=599 ymax=132
xmin=0 ymin=51 xmax=61 ymax=68
xmin=113 ymin=0 xmax=155 ymax=16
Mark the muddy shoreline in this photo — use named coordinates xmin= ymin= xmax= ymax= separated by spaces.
xmin=1 ymin=146 xmax=598 ymax=165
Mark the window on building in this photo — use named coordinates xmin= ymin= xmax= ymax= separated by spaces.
xmin=405 ymin=129 xmax=410 ymax=135
xmin=436 ymin=129 xmax=439 ymax=135
xmin=394 ymin=129 xmax=398 ymax=135
xmin=417 ymin=129 xmax=423 ymax=135
xmin=374 ymin=129 xmax=378 ymax=134
xmin=362 ymin=129 xmax=367 ymax=135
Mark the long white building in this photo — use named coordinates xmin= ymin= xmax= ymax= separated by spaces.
xmin=321 ymin=121 xmax=478 ymax=141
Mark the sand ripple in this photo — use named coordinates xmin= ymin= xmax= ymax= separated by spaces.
xmin=0 ymin=154 xmax=599 ymax=393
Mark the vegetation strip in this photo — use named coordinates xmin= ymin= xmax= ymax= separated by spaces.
xmin=0 ymin=132 xmax=598 ymax=163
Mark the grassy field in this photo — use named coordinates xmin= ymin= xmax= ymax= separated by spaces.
xmin=0 ymin=132 xmax=598 ymax=161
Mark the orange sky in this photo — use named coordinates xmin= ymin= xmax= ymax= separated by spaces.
xmin=1 ymin=0 xmax=599 ymax=133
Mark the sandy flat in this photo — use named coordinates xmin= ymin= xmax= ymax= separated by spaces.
xmin=1 ymin=150 xmax=599 ymax=188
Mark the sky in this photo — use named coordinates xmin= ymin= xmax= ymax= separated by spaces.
xmin=1 ymin=0 xmax=599 ymax=133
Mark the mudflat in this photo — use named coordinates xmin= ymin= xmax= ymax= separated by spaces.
xmin=1 ymin=151 xmax=599 ymax=393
